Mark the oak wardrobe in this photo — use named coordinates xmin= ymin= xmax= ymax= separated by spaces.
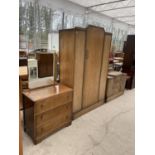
xmin=59 ymin=25 xmax=112 ymax=118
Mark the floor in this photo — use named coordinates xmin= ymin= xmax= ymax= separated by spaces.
xmin=23 ymin=89 xmax=135 ymax=155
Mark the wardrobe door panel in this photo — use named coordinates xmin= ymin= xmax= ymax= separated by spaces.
xmin=73 ymin=30 xmax=85 ymax=113
xmin=83 ymin=26 xmax=105 ymax=108
xmin=99 ymin=33 xmax=112 ymax=101
xmin=60 ymin=30 xmax=75 ymax=88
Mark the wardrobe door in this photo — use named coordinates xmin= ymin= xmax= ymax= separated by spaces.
xmin=59 ymin=30 xmax=75 ymax=88
xmin=99 ymin=33 xmax=112 ymax=101
xmin=83 ymin=26 xmax=105 ymax=108
xmin=73 ymin=30 xmax=85 ymax=113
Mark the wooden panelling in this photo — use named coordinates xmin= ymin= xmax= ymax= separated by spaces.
xmin=59 ymin=30 xmax=75 ymax=87
xmin=73 ymin=30 xmax=85 ymax=113
xmin=99 ymin=33 xmax=112 ymax=101
xmin=83 ymin=26 xmax=105 ymax=108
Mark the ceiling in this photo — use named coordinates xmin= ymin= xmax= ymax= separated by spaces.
xmin=68 ymin=0 xmax=135 ymax=26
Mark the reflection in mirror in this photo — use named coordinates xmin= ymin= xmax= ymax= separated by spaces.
xmin=27 ymin=51 xmax=58 ymax=89
xmin=28 ymin=59 xmax=38 ymax=81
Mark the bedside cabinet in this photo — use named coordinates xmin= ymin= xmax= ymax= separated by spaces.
xmin=105 ymin=71 xmax=127 ymax=102
xmin=23 ymin=84 xmax=73 ymax=144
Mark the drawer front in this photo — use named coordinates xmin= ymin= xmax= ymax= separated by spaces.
xmin=36 ymin=104 xmax=71 ymax=138
xmin=35 ymin=91 xmax=73 ymax=114
xmin=35 ymin=103 xmax=72 ymax=127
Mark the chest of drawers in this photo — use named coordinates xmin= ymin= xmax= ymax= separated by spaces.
xmin=23 ymin=84 xmax=73 ymax=144
xmin=105 ymin=71 xmax=127 ymax=102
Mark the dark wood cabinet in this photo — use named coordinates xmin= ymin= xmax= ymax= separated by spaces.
xmin=60 ymin=26 xmax=112 ymax=118
xmin=122 ymin=35 xmax=135 ymax=89
xmin=36 ymin=53 xmax=54 ymax=78
xmin=23 ymin=84 xmax=73 ymax=144
xmin=19 ymin=58 xmax=27 ymax=66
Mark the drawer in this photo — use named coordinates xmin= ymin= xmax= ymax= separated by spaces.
xmin=36 ymin=107 xmax=71 ymax=138
xmin=35 ymin=103 xmax=72 ymax=127
xmin=35 ymin=91 xmax=73 ymax=114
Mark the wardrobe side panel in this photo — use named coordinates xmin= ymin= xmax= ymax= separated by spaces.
xmin=99 ymin=34 xmax=112 ymax=101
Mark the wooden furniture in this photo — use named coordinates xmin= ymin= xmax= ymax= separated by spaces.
xmin=19 ymin=51 xmax=27 ymax=57
xmin=105 ymin=71 xmax=127 ymax=102
xmin=23 ymin=84 xmax=73 ymax=144
xmin=19 ymin=66 xmax=28 ymax=110
xmin=19 ymin=57 xmax=27 ymax=66
xmin=19 ymin=66 xmax=27 ymax=154
xmin=19 ymin=51 xmax=27 ymax=66
xmin=122 ymin=35 xmax=135 ymax=89
xmin=59 ymin=26 xmax=112 ymax=118
xmin=60 ymin=27 xmax=85 ymax=114
xmin=19 ymin=111 xmax=23 ymax=155
xmin=99 ymin=32 xmax=112 ymax=101
xmin=36 ymin=53 xmax=54 ymax=78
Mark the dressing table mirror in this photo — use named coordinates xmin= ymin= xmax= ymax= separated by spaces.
xmin=27 ymin=50 xmax=58 ymax=89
